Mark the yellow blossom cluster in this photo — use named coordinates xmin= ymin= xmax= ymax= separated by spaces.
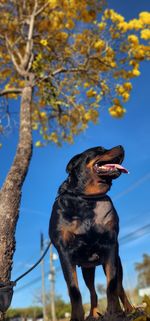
xmin=84 ymin=82 xmax=90 ymax=88
xmin=40 ymin=39 xmax=48 ymax=46
xmin=49 ymin=132 xmax=58 ymax=143
xmin=128 ymin=35 xmax=139 ymax=45
xmin=84 ymin=109 xmax=98 ymax=122
xmin=1 ymin=0 xmax=150 ymax=147
xmin=103 ymin=9 xmax=150 ymax=34
xmin=116 ymin=82 xmax=132 ymax=102
xmin=86 ymin=88 xmax=97 ymax=98
xmin=94 ymin=39 xmax=105 ymax=51
xmin=139 ymin=12 xmax=150 ymax=24
xmin=141 ymin=29 xmax=150 ymax=40
xmin=104 ymin=9 xmax=125 ymax=23
xmin=109 ymin=100 xmax=126 ymax=118
xmin=35 ymin=141 xmax=43 ymax=147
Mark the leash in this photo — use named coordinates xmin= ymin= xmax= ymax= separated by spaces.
xmin=0 ymin=240 xmax=51 ymax=313
xmin=14 ymin=240 xmax=51 ymax=283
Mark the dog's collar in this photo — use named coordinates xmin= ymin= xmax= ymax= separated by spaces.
xmin=59 ymin=191 xmax=108 ymax=201
xmin=76 ymin=193 xmax=108 ymax=200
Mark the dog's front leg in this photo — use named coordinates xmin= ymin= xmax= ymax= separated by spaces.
xmin=81 ymin=267 xmax=100 ymax=318
xmin=57 ymin=246 xmax=84 ymax=321
xmin=103 ymin=247 xmax=122 ymax=315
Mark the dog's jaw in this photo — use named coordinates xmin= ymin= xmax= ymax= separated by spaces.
xmin=84 ymin=176 xmax=112 ymax=195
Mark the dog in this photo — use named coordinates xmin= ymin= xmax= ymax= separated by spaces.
xmin=49 ymin=145 xmax=132 ymax=320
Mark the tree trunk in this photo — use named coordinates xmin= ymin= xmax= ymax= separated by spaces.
xmin=0 ymin=84 xmax=33 ymax=318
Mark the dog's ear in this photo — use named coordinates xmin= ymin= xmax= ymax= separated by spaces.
xmin=66 ymin=153 xmax=82 ymax=174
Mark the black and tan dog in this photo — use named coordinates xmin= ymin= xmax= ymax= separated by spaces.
xmin=49 ymin=145 xmax=132 ymax=320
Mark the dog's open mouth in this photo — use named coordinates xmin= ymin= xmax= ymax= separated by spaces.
xmin=94 ymin=163 xmax=129 ymax=174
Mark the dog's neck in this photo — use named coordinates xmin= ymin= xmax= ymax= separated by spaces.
xmin=84 ymin=177 xmax=112 ymax=196
xmin=59 ymin=176 xmax=112 ymax=197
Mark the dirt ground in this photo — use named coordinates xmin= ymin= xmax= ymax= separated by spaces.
xmin=85 ymin=310 xmax=150 ymax=321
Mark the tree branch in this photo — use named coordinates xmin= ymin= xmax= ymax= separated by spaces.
xmin=5 ymin=36 xmax=25 ymax=76
xmin=0 ymin=88 xmax=22 ymax=97
xmin=35 ymin=1 xmax=51 ymax=16
xmin=52 ymin=66 xmax=86 ymax=76
xmin=22 ymin=0 xmax=38 ymax=70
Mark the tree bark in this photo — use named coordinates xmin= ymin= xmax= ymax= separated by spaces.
xmin=0 ymin=84 xmax=33 ymax=318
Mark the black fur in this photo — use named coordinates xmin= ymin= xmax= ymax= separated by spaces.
xmin=49 ymin=145 xmax=132 ymax=320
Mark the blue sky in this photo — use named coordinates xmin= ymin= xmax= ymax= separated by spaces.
xmin=0 ymin=0 xmax=150 ymax=309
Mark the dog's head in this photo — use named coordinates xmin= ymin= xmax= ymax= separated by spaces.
xmin=66 ymin=145 xmax=128 ymax=195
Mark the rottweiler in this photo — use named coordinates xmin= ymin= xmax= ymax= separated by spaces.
xmin=49 ymin=145 xmax=132 ymax=320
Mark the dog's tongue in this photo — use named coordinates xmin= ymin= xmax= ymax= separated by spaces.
xmin=104 ymin=164 xmax=129 ymax=174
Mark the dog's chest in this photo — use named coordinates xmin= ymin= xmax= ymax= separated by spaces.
xmin=70 ymin=198 xmax=118 ymax=235
xmin=93 ymin=199 xmax=115 ymax=226
xmin=63 ymin=198 xmax=119 ymax=266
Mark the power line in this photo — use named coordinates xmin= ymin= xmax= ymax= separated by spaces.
xmin=120 ymin=223 xmax=150 ymax=245
xmin=14 ymin=267 xmax=61 ymax=293
xmin=14 ymin=272 xmax=49 ymax=293
xmin=113 ymin=172 xmax=150 ymax=201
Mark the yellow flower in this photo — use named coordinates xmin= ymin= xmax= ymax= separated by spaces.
xmin=110 ymin=61 xmax=117 ymax=68
xmin=132 ymin=69 xmax=141 ymax=76
xmin=118 ymin=21 xmax=128 ymax=33
xmin=48 ymin=0 xmax=58 ymax=9
xmin=122 ymin=92 xmax=130 ymax=102
xmin=86 ymin=88 xmax=97 ymax=98
xmin=133 ymin=49 xmax=145 ymax=60
xmin=0 ymin=143 xmax=2 ymax=148
xmin=104 ymin=9 xmax=124 ymax=23
xmin=141 ymin=29 xmax=150 ymax=40
xmin=84 ymin=110 xmax=98 ymax=122
xmin=127 ymin=19 xmax=143 ymax=30
xmin=65 ymin=135 xmax=73 ymax=144
xmin=40 ymin=111 xmax=47 ymax=119
xmin=128 ymin=35 xmax=139 ymax=45
xmin=116 ymin=82 xmax=132 ymax=95
xmin=98 ymin=22 xmax=106 ymax=30
xmin=94 ymin=39 xmax=105 ymax=51
xmin=139 ymin=12 xmax=150 ymax=24
xmin=32 ymin=123 xmax=38 ymax=130
xmin=40 ymin=39 xmax=48 ymax=46
xmin=4 ymin=83 xmax=11 ymax=90
xmin=123 ymin=82 xmax=132 ymax=91
xmin=84 ymin=82 xmax=90 ymax=88
xmin=109 ymin=105 xmax=126 ymax=118
xmin=129 ymin=60 xmax=139 ymax=67
xmin=65 ymin=19 xmax=75 ymax=30
xmin=49 ymin=132 xmax=58 ymax=143
xmin=116 ymin=85 xmax=124 ymax=95
xmin=40 ymin=111 xmax=46 ymax=118
xmin=35 ymin=141 xmax=43 ymax=147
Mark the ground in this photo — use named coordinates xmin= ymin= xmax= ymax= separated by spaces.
xmin=85 ymin=309 xmax=150 ymax=321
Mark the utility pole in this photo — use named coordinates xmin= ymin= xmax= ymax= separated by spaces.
xmin=40 ymin=233 xmax=48 ymax=321
xmin=49 ymin=245 xmax=57 ymax=321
